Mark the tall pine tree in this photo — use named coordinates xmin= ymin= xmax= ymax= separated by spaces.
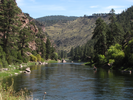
xmin=107 ymin=9 xmax=125 ymax=48
xmin=18 ymin=27 xmax=33 ymax=56
xmin=46 ymin=38 xmax=51 ymax=59
xmin=92 ymin=17 xmax=107 ymax=55
xmin=0 ymin=0 xmax=21 ymax=53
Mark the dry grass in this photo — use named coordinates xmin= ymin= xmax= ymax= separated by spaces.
xmin=45 ymin=16 xmax=110 ymax=52
xmin=0 ymin=78 xmax=33 ymax=100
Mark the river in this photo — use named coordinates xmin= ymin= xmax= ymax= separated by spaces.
xmin=3 ymin=63 xmax=133 ymax=100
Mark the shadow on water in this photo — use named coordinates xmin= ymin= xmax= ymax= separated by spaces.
xmin=2 ymin=63 xmax=133 ymax=100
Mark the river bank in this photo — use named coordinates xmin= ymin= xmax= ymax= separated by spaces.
xmin=0 ymin=62 xmax=36 ymax=100
xmin=0 ymin=62 xmax=36 ymax=79
xmin=0 ymin=60 xmax=58 ymax=100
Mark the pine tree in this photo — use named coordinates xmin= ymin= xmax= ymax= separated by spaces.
xmin=46 ymin=38 xmax=51 ymax=59
xmin=70 ymin=47 xmax=75 ymax=60
xmin=18 ymin=27 xmax=33 ymax=56
xmin=107 ymin=9 xmax=125 ymax=48
xmin=40 ymin=40 xmax=46 ymax=59
xmin=0 ymin=0 xmax=21 ymax=53
xmin=92 ymin=17 xmax=107 ymax=55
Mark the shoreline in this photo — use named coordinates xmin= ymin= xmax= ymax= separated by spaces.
xmin=0 ymin=62 xmax=36 ymax=80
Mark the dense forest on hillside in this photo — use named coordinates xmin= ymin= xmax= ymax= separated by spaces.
xmin=69 ymin=7 xmax=133 ymax=70
xmin=0 ymin=0 xmax=58 ymax=68
xmin=36 ymin=15 xmax=79 ymax=26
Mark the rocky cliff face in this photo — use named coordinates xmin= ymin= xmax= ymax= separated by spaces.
xmin=18 ymin=12 xmax=47 ymax=51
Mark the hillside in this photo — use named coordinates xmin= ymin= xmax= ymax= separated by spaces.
xmin=42 ymin=16 xmax=110 ymax=51
xmin=36 ymin=15 xmax=79 ymax=26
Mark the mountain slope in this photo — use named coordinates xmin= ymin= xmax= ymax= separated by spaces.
xmin=43 ymin=16 xmax=110 ymax=51
xmin=36 ymin=15 xmax=79 ymax=26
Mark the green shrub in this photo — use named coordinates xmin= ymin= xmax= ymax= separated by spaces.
xmin=41 ymin=58 xmax=45 ymax=62
xmin=36 ymin=54 xmax=41 ymax=62
xmin=30 ymin=55 xmax=37 ymax=62
xmin=98 ymin=54 xmax=107 ymax=64
xmin=52 ymin=52 xmax=58 ymax=61
xmin=107 ymin=44 xmax=125 ymax=65
xmin=109 ymin=59 xmax=115 ymax=64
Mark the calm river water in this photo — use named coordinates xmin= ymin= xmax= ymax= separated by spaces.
xmin=3 ymin=63 xmax=133 ymax=100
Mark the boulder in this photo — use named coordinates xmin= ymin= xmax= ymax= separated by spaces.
xmin=24 ymin=67 xmax=31 ymax=73
xmin=19 ymin=64 xmax=23 ymax=68
xmin=3 ymin=68 xmax=9 ymax=71
xmin=62 ymin=59 xmax=66 ymax=63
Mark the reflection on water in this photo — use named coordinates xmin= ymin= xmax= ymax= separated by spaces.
xmin=3 ymin=63 xmax=133 ymax=100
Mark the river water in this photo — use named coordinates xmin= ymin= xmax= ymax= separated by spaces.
xmin=3 ymin=63 xmax=133 ymax=100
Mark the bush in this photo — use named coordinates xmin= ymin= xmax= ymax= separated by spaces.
xmin=41 ymin=58 xmax=45 ymax=62
xmin=36 ymin=54 xmax=41 ymax=62
xmin=52 ymin=52 xmax=58 ymax=61
xmin=30 ymin=55 xmax=37 ymax=62
xmin=98 ymin=54 xmax=107 ymax=64
xmin=107 ymin=44 xmax=125 ymax=65
xmin=109 ymin=59 xmax=115 ymax=64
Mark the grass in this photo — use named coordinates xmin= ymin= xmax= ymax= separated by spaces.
xmin=0 ymin=62 xmax=36 ymax=100
xmin=0 ymin=78 xmax=32 ymax=100
xmin=0 ymin=62 xmax=36 ymax=79
xmin=47 ymin=60 xmax=58 ymax=63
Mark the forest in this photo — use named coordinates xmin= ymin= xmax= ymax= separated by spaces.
xmin=0 ymin=0 xmax=58 ymax=68
xmin=69 ymin=7 xmax=133 ymax=70
xmin=36 ymin=15 xmax=79 ymax=26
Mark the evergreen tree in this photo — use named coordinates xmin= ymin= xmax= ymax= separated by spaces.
xmin=70 ymin=47 xmax=75 ymax=60
xmin=40 ymin=40 xmax=46 ymax=59
xmin=92 ymin=17 xmax=107 ymax=55
xmin=0 ymin=0 xmax=21 ymax=53
xmin=18 ymin=27 xmax=33 ymax=56
xmin=46 ymin=38 xmax=51 ymax=59
xmin=107 ymin=9 xmax=125 ymax=48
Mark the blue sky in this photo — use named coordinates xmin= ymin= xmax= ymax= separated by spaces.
xmin=16 ymin=0 xmax=133 ymax=18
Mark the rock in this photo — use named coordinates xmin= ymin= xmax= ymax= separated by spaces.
xmin=42 ymin=62 xmax=46 ymax=65
xmin=39 ymin=62 xmax=42 ymax=64
xmin=58 ymin=60 xmax=61 ymax=63
xmin=121 ymin=70 xmax=132 ymax=74
xmin=19 ymin=64 xmax=23 ymax=68
xmin=15 ymin=73 xmax=18 ymax=75
xmin=62 ymin=59 xmax=66 ymax=63
xmin=25 ymin=67 xmax=31 ymax=72
xmin=20 ymin=71 xmax=23 ymax=73
xmin=3 ymin=68 xmax=9 ymax=71
xmin=23 ymin=71 xmax=31 ymax=74
xmin=35 ymin=62 xmax=39 ymax=65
